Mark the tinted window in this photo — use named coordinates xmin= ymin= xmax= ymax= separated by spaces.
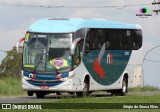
xmin=76 ymin=28 xmax=88 ymax=38
xmin=85 ymin=28 xmax=142 ymax=51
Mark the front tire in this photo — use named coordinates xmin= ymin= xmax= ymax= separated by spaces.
xmin=27 ymin=91 xmax=34 ymax=96
xmin=76 ymin=79 xmax=89 ymax=97
xmin=36 ymin=92 xmax=45 ymax=98
xmin=56 ymin=92 xmax=61 ymax=96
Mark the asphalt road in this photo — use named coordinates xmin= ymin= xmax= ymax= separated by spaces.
xmin=0 ymin=93 xmax=111 ymax=103
xmin=0 ymin=91 xmax=160 ymax=103
xmin=0 ymin=95 xmax=60 ymax=103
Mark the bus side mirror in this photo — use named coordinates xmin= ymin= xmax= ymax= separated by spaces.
xmin=70 ymin=38 xmax=82 ymax=55
xmin=16 ymin=37 xmax=24 ymax=53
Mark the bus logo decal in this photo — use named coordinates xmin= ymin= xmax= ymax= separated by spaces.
xmin=107 ymin=53 xmax=113 ymax=64
xmin=93 ymin=43 xmax=105 ymax=79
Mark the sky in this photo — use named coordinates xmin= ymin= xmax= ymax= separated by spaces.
xmin=0 ymin=0 xmax=160 ymax=87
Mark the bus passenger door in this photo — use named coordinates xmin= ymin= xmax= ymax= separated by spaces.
xmin=134 ymin=66 xmax=142 ymax=86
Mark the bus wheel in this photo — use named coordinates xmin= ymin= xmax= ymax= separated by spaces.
xmin=110 ymin=90 xmax=116 ymax=96
xmin=36 ymin=92 xmax=45 ymax=98
xmin=69 ymin=92 xmax=76 ymax=95
xmin=27 ymin=91 xmax=34 ymax=96
xmin=120 ymin=77 xmax=128 ymax=96
xmin=56 ymin=92 xmax=61 ymax=96
xmin=76 ymin=79 xmax=89 ymax=97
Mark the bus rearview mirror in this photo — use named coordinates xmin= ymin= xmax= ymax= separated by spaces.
xmin=16 ymin=37 xmax=24 ymax=53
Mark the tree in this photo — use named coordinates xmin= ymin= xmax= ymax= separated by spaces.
xmin=0 ymin=46 xmax=22 ymax=78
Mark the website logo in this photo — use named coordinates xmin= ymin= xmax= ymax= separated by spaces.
xmin=1 ymin=104 xmax=42 ymax=110
xmin=139 ymin=7 xmax=149 ymax=14
xmin=136 ymin=7 xmax=152 ymax=18
xmin=2 ymin=104 xmax=12 ymax=109
xmin=107 ymin=53 xmax=113 ymax=65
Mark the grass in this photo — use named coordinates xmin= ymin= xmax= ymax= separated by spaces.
xmin=1 ymin=95 xmax=160 ymax=112
xmin=0 ymin=77 xmax=25 ymax=96
xmin=129 ymin=85 xmax=160 ymax=92
xmin=52 ymin=94 xmax=160 ymax=103
xmin=0 ymin=78 xmax=160 ymax=112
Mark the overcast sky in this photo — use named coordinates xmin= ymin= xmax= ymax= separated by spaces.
xmin=0 ymin=0 xmax=160 ymax=87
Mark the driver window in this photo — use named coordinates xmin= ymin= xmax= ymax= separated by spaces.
xmin=73 ymin=40 xmax=84 ymax=66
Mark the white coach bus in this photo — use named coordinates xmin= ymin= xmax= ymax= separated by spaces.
xmin=16 ymin=18 xmax=143 ymax=98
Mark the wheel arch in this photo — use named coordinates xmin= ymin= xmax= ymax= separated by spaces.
xmin=123 ymin=73 xmax=128 ymax=82
xmin=123 ymin=73 xmax=129 ymax=92
xmin=84 ymin=74 xmax=90 ymax=90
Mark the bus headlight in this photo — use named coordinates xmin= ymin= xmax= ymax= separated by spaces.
xmin=68 ymin=73 xmax=75 ymax=79
xmin=59 ymin=77 xmax=68 ymax=82
xmin=59 ymin=74 xmax=75 ymax=82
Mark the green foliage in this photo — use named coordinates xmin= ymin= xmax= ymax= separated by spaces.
xmin=54 ymin=94 xmax=160 ymax=103
xmin=0 ymin=77 xmax=25 ymax=96
xmin=0 ymin=47 xmax=22 ymax=78
xmin=129 ymin=85 xmax=160 ymax=92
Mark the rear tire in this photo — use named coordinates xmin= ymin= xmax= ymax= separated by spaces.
xmin=110 ymin=77 xmax=128 ymax=96
xmin=120 ymin=77 xmax=128 ymax=96
xmin=110 ymin=90 xmax=116 ymax=96
xmin=69 ymin=92 xmax=76 ymax=95
xmin=36 ymin=92 xmax=45 ymax=98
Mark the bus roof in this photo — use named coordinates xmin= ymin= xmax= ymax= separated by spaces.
xmin=28 ymin=18 xmax=142 ymax=33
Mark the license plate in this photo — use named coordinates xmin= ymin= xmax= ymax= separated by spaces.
xmin=40 ymin=86 xmax=49 ymax=89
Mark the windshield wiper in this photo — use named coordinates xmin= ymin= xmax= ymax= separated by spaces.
xmin=33 ymin=53 xmax=43 ymax=73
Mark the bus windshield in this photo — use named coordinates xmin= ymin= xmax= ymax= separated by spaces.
xmin=23 ymin=33 xmax=73 ymax=73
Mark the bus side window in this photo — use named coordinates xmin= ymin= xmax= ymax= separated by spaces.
xmin=95 ymin=29 xmax=110 ymax=50
xmin=108 ymin=31 xmax=115 ymax=50
xmin=124 ymin=29 xmax=142 ymax=50
xmin=118 ymin=30 xmax=124 ymax=49
xmin=85 ymin=31 xmax=91 ymax=53
xmin=122 ymin=30 xmax=127 ymax=50
xmin=132 ymin=30 xmax=142 ymax=50
xmin=105 ymin=30 xmax=110 ymax=49
xmin=126 ymin=30 xmax=133 ymax=49
xmin=115 ymin=30 xmax=121 ymax=49
xmin=85 ymin=29 xmax=96 ymax=53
